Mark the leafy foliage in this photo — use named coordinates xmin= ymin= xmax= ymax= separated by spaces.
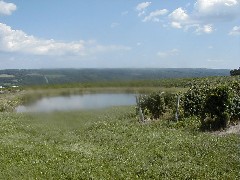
xmin=201 ymin=86 xmax=232 ymax=130
xmin=138 ymin=76 xmax=240 ymax=131
xmin=137 ymin=92 xmax=176 ymax=120
xmin=182 ymin=78 xmax=240 ymax=130
xmin=183 ymin=85 xmax=206 ymax=117
xmin=230 ymin=67 xmax=240 ymax=76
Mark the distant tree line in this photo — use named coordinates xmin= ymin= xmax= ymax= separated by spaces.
xmin=230 ymin=67 xmax=240 ymax=76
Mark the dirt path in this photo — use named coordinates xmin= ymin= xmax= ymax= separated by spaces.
xmin=213 ymin=123 xmax=240 ymax=136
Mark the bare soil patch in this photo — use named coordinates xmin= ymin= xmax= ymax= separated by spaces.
xmin=213 ymin=123 xmax=240 ymax=136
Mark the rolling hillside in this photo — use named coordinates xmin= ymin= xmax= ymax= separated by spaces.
xmin=0 ymin=68 xmax=230 ymax=86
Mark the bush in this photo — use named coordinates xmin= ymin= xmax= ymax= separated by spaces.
xmin=137 ymin=92 xmax=176 ymax=120
xmin=229 ymin=81 xmax=240 ymax=122
xmin=183 ymin=83 xmax=239 ymax=131
xmin=138 ymin=77 xmax=240 ymax=131
xmin=183 ymin=85 xmax=205 ymax=117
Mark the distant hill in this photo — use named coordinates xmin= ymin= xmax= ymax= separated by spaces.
xmin=0 ymin=68 xmax=230 ymax=86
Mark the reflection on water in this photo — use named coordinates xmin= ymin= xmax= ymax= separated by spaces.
xmin=16 ymin=93 xmax=136 ymax=113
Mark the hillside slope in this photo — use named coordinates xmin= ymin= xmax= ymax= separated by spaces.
xmin=0 ymin=68 xmax=230 ymax=86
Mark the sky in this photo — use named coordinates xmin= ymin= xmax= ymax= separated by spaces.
xmin=0 ymin=0 xmax=239 ymax=69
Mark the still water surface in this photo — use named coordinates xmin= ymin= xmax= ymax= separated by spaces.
xmin=16 ymin=93 xmax=136 ymax=113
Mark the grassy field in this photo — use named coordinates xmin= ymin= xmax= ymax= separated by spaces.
xmin=0 ymin=106 xmax=239 ymax=179
xmin=0 ymin=77 xmax=239 ymax=179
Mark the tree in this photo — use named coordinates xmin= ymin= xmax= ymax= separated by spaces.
xmin=230 ymin=67 xmax=240 ymax=76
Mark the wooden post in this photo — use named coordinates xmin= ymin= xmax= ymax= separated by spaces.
xmin=136 ymin=96 xmax=145 ymax=123
xmin=175 ymin=95 xmax=180 ymax=121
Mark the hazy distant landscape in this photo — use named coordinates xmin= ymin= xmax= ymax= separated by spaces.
xmin=0 ymin=68 xmax=230 ymax=86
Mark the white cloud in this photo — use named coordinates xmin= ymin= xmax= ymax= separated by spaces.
xmin=195 ymin=0 xmax=238 ymax=12
xmin=167 ymin=0 xmax=240 ymax=34
xmin=195 ymin=24 xmax=214 ymax=34
xmin=183 ymin=24 xmax=214 ymax=34
xmin=169 ymin=8 xmax=190 ymax=29
xmin=194 ymin=0 xmax=240 ymax=21
xmin=0 ymin=0 xmax=16 ymax=15
xmin=136 ymin=2 xmax=151 ymax=11
xmin=229 ymin=26 xmax=240 ymax=35
xmin=171 ymin=22 xmax=182 ymax=29
xmin=196 ymin=0 xmax=238 ymax=11
xmin=143 ymin=9 xmax=168 ymax=22
xmin=110 ymin=22 xmax=120 ymax=28
xmin=138 ymin=11 xmax=146 ymax=17
xmin=0 ymin=23 xmax=131 ymax=56
xmin=157 ymin=49 xmax=180 ymax=58
xmin=136 ymin=2 xmax=151 ymax=17
xmin=0 ymin=23 xmax=86 ymax=56
xmin=169 ymin=8 xmax=189 ymax=22
xmin=157 ymin=52 xmax=167 ymax=58
xmin=135 ymin=1 xmax=239 ymax=35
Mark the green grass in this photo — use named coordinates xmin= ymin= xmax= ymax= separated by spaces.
xmin=0 ymin=107 xmax=239 ymax=179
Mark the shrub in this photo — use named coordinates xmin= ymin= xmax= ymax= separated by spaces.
xmin=183 ymin=84 xmax=238 ymax=131
xmin=183 ymin=85 xmax=205 ymax=117
xmin=137 ymin=92 xmax=177 ymax=120
xmin=137 ymin=76 xmax=240 ymax=131
xmin=229 ymin=81 xmax=240 ymax=122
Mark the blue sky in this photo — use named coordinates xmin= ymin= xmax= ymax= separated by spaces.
xmin=0 ymin=0 xmax=239 ymax=69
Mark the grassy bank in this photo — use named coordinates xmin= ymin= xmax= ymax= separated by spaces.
xmin=0 ymin=107 xmax=239 ymax=179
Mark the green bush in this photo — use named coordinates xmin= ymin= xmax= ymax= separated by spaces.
xmin=138 ymin=76 xmax=240 ymax=131
xmin=183 ymin=83 xmax=239 ymax=131
xmin=163 ymin=92 xmax=176 ymax=111
xmin=183 ymin=85 xmax=205 ymax=117
xmin=137 ymin=92 xmax=176 ymax=120
xmin=201 ymin=86 xmax=231 ymax=130
xmin=229 ymin=81 xmax=240 ymax=122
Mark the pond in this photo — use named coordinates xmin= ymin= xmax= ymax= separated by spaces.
xmin=16 ymin=93 xmax=136 ymax=113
